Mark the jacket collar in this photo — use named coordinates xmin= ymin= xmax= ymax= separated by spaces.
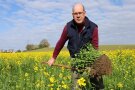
xmin=71 ymin=16 xmax=91 ymax=29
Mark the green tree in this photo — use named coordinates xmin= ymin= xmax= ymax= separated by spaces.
xmin=39 ymin=39 xmax=50 ymax=48
xmin=26 ymin=44 xmax=36 ymax=50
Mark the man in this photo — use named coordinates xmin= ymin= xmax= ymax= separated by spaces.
xmin=47 ymin=3 xmax=104 ymax=90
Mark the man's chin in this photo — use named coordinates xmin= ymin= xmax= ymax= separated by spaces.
xmin=76 ymin=21 xmax=83 ymax=24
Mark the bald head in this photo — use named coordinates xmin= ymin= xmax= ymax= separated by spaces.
xmin=72 ymin=3 xmax=86 ymax=24
xmin=72 ymin=3 xmax=85 ymax=12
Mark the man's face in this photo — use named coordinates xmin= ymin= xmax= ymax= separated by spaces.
xmin=72 ymin=5 xmax=86 ymax=24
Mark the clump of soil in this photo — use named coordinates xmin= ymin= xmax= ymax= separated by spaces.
xmin=90 ymin=54 xmax=112 ymax=76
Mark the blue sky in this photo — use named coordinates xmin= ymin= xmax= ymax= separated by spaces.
xmin=0 ymin=0 xmax=135 ymax=50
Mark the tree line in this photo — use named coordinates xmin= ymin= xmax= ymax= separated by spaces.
xmin=26 ymin=39 xmax=50 ymax=51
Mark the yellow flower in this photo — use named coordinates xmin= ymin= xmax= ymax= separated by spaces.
xmin=49 ymin=76 xmax=55 ymax=83
xmin=117 ymin=82 xmax=123 ymax=88
xmin=36 ymin=83 xmax=40 ymax=88
xmin=77 ymin=77 xmax=86 ymax=87
xmin=25 ymin=73 xmax=29 ymax=77
xmin=35 ymin=80 xmax=44 ymax=88
xmin=16 ymin=61 xmax=21 ymax=65
xmin=48 ymin=84 xmax=54 ymax=87
xmin=34 ymin=66 xmax=38 ymax=72
xmin=44 ymin=72 xmax=49 ymax=76
xmin=57 ymin=88 xmax=60 ymax=90
xmin=61 ymin=67 xmax=65 ymax=72
xmin=62 ymin=84 xmax=68 ymax=89
xmin=59 ymin=73 xmax=63 ymax=78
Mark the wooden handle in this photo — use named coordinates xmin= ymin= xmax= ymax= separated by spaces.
xmin=41 ymin=62 xmax=72 ymax=69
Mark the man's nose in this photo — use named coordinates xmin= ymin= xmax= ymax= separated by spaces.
xmin=76 ymin=14 xmax=81 ymax=17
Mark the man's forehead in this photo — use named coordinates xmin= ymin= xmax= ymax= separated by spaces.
xmin=73 ymin=6 xmax=83 ymax=12
xmin=72 ymin=3 xmax=84 ymax=12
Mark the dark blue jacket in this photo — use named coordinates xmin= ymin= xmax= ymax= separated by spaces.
xmin=67 ymin=17 xmax=97 ymax=57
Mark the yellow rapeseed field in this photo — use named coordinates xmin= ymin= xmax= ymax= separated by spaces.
xmin=0 ymin=49 xmax=135 ymax=90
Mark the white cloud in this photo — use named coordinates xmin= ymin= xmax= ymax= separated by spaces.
xmin=0 ymin=0 xmax=135 ymax=50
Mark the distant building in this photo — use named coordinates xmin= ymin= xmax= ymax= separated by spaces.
xmin=0 ymin=49 xmax=4 ymax=52
xmin=0 ymin=49 xmax=14 ymax=53
xmin=8 ymin=49 xmax=14 ymax=53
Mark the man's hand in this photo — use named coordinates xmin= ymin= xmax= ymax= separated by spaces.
xmin=47 ymin=57 xmax=55 ymax=66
